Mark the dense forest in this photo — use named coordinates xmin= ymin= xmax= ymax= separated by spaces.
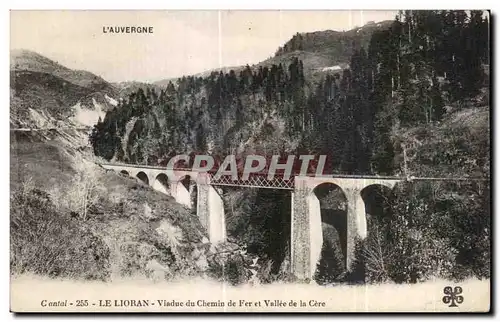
xmin=90 ymin=10 xmax=490 ymax=284
xmin=90 ymin=10 xmax=488 ymax=177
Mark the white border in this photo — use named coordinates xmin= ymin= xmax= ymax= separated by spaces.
xmin=4 ymin=1 xmax=499 ymax=10
xmin=2 ymin=1 xmax=498 ymax=321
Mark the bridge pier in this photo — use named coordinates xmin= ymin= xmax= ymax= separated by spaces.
xmin=344 ymin=188 xmax=367 ymax=271
xmin=291 ymin=188 xmax=312 ymax=280
xmin=290 ymin=185 xmax=367 ymax=280
xmin=291 ymin=177 xmax=375 ymax=281
xmin=308 ymin=192 xmax=323 ymax=280
xmin=170 ymin=181 xmax=192 ymax=208
xmin=197 ymin=177 xmax=226 ymax=244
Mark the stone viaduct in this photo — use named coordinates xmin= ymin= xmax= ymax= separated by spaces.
xmin=100 ymin=163 xmax=402 ymax=281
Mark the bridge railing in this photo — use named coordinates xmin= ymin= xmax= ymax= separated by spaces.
xmin=209 ymin=173 xmax=295 ymax=190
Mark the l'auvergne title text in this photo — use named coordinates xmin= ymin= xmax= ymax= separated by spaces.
xmin=102 ymin=26 xmax=154 ymax=34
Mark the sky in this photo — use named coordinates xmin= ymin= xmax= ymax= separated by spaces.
xmin=10 ymin=10 xmax=397 ymax=83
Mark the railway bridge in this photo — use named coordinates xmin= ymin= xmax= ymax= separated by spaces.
xmin=100 ymin=162 xmax=402 ymax=280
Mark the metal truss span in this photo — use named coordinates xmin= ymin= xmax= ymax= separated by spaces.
xmin=209 ymin=174 xmax=295 ymax=190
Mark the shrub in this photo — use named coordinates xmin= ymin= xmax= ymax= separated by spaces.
xmin=353 ymin=180 xmax=490 ymax=285
xmin=382 ymin=181 xmax=488 ymax=283
xmin=386 ymin=227 xmax=457 ymax=283
xmin=207 ymin=250 xmax=250 ymax=286
xmin=10 ymin=187 xmax=110 ymax=280
xmin=49 ymin=155 xmax=106 ymax=221
xmin=362 ymin=224 xmax=391 ymax=284
xmin=314 ymin=229 xmax=346 ymax=285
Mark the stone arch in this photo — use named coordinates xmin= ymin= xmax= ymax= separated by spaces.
xmin=309 ymin=180 xmax=347 ymax=198
xmin=311 ymin=182 xmax=348 ymax=284
xmin=367 ymin=180 xmax=399 ymax=191
xmin=136 ymin=171 xmax=149 ymax=185
xmin=360 ymin=183 xmax=395 ymax=223
xmin=153 ymin=173 xmax=170 ymax=195
xmin=120 ymin=170 xmax=129 ymax=176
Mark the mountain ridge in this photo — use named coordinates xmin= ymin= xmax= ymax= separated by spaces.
xmin=151 ymin=20 xmax=394 ymax=88
xmin=10 ymin=49 xmax=119 ymax=131
xmin=10 ymin=19 xmax=394 ymax=97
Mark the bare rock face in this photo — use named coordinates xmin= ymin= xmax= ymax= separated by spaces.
xmin=192 ymin=247 xmax=209 ymax=271
xmin=10 ymin=50 xmax=118 ymax=131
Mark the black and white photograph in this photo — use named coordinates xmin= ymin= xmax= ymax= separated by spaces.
xmin=9 ymin=9 xmax=491 ymax=312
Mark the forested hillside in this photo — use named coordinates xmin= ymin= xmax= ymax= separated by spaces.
xmin=91 ymin=10 xmax=489 ymax=178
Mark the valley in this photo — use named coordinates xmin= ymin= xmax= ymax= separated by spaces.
xmin=10 ymin=11 xmax=491 ymax=288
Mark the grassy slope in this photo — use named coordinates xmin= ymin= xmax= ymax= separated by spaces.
xmin=10 ymin=132 xmax=77 ymax=192
xmin=395 ymin=102 xmax=490 ymax=178
xmin=10 ymin=130 xmax=210 ymax=281
xmin=271 ymin=22 xmax=393 ymax=68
